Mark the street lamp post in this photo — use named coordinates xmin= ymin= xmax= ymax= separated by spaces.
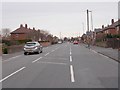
xmin=89 ymin=11 xmax=93 ymax=31
xmin=87 ymin=9 xmax=89 ymax=32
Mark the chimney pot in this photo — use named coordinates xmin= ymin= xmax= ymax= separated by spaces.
xmin=102 ymin=25 xmax=104 ymax=29
xmin=111 ymin=19 xmax=114 ymax=24
xmin=33 ymin=27 xmax=35 ymax=30
xmin=25 ymin=24 xmax=27 ymax=29
xmin=20 ymin=24 xmax=23 ymax=28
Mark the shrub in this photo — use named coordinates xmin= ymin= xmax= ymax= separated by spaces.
xmin=106 ymin=34 xmax=112 ymax=38
xmin=3 ymin=48 xmax=8 ymax=54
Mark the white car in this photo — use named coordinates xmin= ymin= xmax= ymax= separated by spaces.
xmin=58 ymin=41 xmax=62 ymax=44
xmin=24 ymin=41 xmax=43 ymax=55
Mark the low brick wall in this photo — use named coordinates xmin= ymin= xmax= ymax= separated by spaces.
xmin=95 ymin=42 xmax=107 ymax=48
xmin=40 ymin=42 xmax=51 ymax=47
xmin=4 ymin=42 xmax=51 ymax=54
xmin=7 ymin=45 xmax=24 ymax=54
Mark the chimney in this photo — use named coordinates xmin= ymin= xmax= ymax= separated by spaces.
xmin=111 ymin=19 xmax=114 ymax=24
xmin=102 ymin=25 xmax=104 ymax=29
xmin=20 ymin=24 xmax=23 ymax=28
xmin=25 ymin=24 xmax=28 ymax=29
xmin=33 ymin=27 xmax=35 ymax=30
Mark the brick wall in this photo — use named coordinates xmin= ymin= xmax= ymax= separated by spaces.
xmin=11 ymin=33 xmax=27 ymax=40
xmin=108 ymin=28 xmax=117 ymax=35
xmin=40 ymin=42 xmax=51 ymax=47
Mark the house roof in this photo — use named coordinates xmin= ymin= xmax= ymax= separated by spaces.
xmin=115 ymin=19 xmax=120 ymax=27
xmin=103 ymin=20 xmax=118 ymax=31
xmin=11 ymin=27 xmax=32 ymax=34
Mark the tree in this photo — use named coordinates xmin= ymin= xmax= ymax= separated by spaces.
xmin=2 ymin=28 xmax=10 ymax=38
xmin=64 ymin=37 xmax=67 ymax=41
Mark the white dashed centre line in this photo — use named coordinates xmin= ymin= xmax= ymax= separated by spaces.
xmin=70 ymin=55 xmax=72 ymax=62
xmin=0 ymin=67 xmax=26 ymax=83
xmin=70 ymin=51 xmax=72 ymax=55
xmin=70 ymin=65 xmax=75 ymax=82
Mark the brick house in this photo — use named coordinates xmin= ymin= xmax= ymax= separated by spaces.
xmin=10 ymin=24 xmax=41 ymax=41
xmin=115 ymin=19 xmax=120 ymax=35
xmin=10 ymin=24 xmax=54 ymax=42
xmin=94 ymin=19 xmax=119 ymax=41
xmin=11 ymin=24 xmax=32 ymax=40
xmin=103 ymin=19 xmax=118 ymax=35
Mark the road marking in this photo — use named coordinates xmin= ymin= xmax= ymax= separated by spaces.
xmin=2 ymin=55 xmax=22 ymax=62
xmin=32 ymin=57 xmax=43 ymax=63
xmin=70 ymin=45 xmax=72 ymax=55
xmin=55 ymin=47 xmax=60 ymax=50
xmin=65 ymin=45 xmax=67 ymax=47
xmin=38 ymin=61 xmax=67 ymax=65
xmin=99 ymin=54 xmax=109 ymax=58
xmin=55 ymin=48 xmax=58 ymax=50
xmin=70 ymin=55 xmax=72 ymax=62
xmin=51 ymin=50 xmax=55 ymax=52
xmin=44 ymin=52 xmax=50 ymax=56
xmin=91 ymin=49 xmax=109 ymax=59
xmin=70 ymin=65 xmax=75 ymax=82
xmin=43 ymin=57 xmax=68 ymax=61
xmin=0 ymin=67 xmax=26 ymax=82
xmin=91 ymin=50 xmax=97 ymax=54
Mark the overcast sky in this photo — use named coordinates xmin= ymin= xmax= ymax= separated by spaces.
xmin=2 ymin=1 xmax=118 ymax=38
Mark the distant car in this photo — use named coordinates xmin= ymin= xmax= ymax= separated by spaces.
xmin=73 ymin=41 xmax=79 ymax=44
xmin=58 ymin=41 xmax=62 ymax=44
xmin=24 ymin=41 xmax=43 ymax=55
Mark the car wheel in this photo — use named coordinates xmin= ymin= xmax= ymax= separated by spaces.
xmin=24 ymin=52 xmax=27 ymax=55
xmin=40 ymin=50 xmax=42 ymax=53
xmin=37 ymin=50 xmax=40 ymax=54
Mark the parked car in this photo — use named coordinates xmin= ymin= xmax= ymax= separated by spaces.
xmin=73 ymin=40 xmax=79 ymax=44
xmin=58 ymin=41 xmax=62 ymax=44
xmin=24 ymin=41 xmax=43 ymax=55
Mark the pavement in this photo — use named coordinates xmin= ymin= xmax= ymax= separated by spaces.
xmin=1 ymin=42 xmax=118 ymax=88
xmin=83 ymin=43 xmax=119 ymax=62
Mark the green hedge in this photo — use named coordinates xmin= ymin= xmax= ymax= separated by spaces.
xmin=106 ymin=34 xmax=120 ymax=38
xmin=38 ymin=41 xmax=49 ymax=43
xmin=2 ymin=40 xmax=12 ymax=46
xmin=2 ymin=39 xmax=32 ymax=46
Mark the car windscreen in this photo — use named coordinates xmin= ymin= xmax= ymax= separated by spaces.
xmin=26 ymin=43 xmax=36 ymax=46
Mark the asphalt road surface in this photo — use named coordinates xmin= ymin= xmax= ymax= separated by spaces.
xmin=1 ymin=43 xmax=118 ymax=88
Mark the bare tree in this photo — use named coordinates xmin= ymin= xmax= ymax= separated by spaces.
xmin=2 ymin=28 xmax=10 ymax=38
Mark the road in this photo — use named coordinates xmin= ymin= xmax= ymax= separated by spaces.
xmin=1 ymin=43 xmax=118 ymax=88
